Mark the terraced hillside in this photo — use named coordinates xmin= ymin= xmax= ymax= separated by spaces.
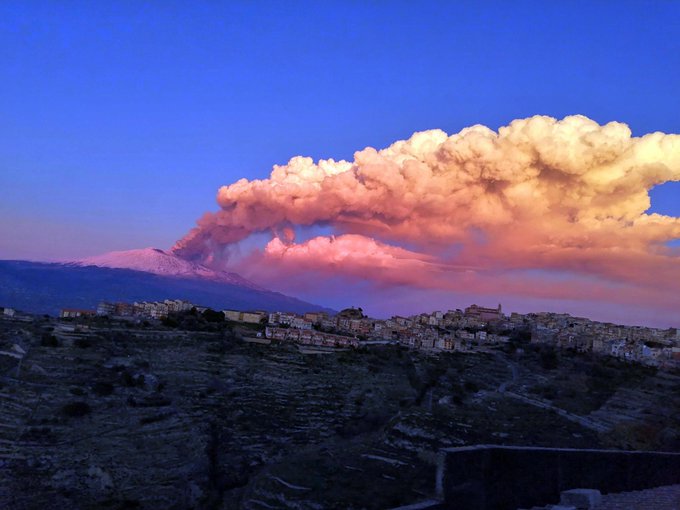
xmin=0 ymin=316 xmax=678 ymax=509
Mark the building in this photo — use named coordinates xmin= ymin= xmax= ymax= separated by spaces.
xmin=304 ymin=312 xmax=328 ymax=324
xmin=96 ymin=302 xmax=116 ymax=316
xmin=224 ymin=310 xmax=241 ymax=322
xmin=465 ymin=304 xmax=503 ymax=322
xmin=456 ymin=330 xmax=475 ymax=341
xmin=132 ymin=301 xmax=170 ymax=319
xmin=114 ymin=302 xmax=135 ymax=316
xmin=241 ymin=311 xmax=266 ymax=324
xmin=60 ymin=309 xmax=96 ymax=319
xmin=265 ymin=327 xmax=359 ymax=348
xmin=290 ymin=317 xmax=313 ymax=330
xmin=436 ymin=337 xmax=454 ymax=350
xmin=163 ymin=299 xmax=193 ymax=313
xmin=268 ymin=312 xmax=299 ymax=326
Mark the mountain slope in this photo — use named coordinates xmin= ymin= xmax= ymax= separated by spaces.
xmin=0 ymin=260 xmax=333 ymax=316
xmin=74 ymin=247 xmax=259 ymax=289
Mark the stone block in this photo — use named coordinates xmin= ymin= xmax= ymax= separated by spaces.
xmin=560 ymin=488 xmax=602 ymax=509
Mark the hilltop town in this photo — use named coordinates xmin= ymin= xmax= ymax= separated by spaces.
xmin=24 ymin=298 xmax=680 ymax=370
xmin=1 ymin=299 xmax=679 ymax=508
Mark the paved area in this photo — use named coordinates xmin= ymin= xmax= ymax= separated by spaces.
xmin=598 ymin=484 xmax=680 ymax=510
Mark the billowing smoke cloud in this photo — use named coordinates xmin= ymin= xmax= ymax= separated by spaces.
xmin=173 ymin=115 xmax=680 ymax=319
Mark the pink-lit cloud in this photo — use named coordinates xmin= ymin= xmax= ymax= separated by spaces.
xmin=173 ymin=115 xmax=680 ymax=323
xmin=261 ymin=234 xmax=447 ymax=288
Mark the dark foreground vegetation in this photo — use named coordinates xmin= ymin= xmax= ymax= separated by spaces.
xmin=0 ymin=314 xmax=678 ymax=509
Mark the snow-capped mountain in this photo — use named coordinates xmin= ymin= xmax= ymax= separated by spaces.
xmin=74 ymin=247 xmax=260 ymax=289
xmin=0 ymin=259 xmax=334 ymax=316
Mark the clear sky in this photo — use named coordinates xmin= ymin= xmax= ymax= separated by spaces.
xmin=1 ymin=1 xmax=679 ymax=324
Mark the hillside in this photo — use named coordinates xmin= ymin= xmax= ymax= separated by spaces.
xmin=3 ymin=314 xmax=678 ymax=508
xmin=0 ymin=260 xmax=332 ymax=315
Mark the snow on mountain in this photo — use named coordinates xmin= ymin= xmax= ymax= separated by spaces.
xmin=74 ymin=248 xmax=261 ymax=289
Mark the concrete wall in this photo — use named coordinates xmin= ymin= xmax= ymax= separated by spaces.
xmin=438 ymin=445 xmax=680 ymax=510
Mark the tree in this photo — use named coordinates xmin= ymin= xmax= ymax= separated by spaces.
xmin=540 ymin=346 xmax=559 ymax=370
xmin=202 ymin=309 xmax=225 ymax=323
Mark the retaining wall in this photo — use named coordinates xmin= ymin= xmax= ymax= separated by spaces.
xmin=437 ymin=445 xmax=680 ymax=510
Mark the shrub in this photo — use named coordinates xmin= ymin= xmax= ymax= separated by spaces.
xmin=539 ymin=347 xmax=559 ymax=370
xmin=62 ymin=401 xmax=91 ymax=417
xmin=140 ymin=413 xmax=171 ymax=425
xmin=337 ymin=409 xmax=391 ymax=437
xmin=21 ymin=426 xmax=53 ymax=441
xmin=74 ymin=338 xmax=92 ymax=349
xmin=161 ymin=316 xmax=179 ymax=328
xmin=121 ymin=369 xmax=145 ymax=388
xmin=92 ymin=381 xmax=114 ymax=396
xmin=464 ymin=380 xmax=480 ymax=393
xmin=41 ymin=334 xmax=59 ymax=347
xmin=202 ymin=309 xmax=225 ymax=323
xmin=451 ymin=382 xmax=466 ymax=402
xmin=538 ymin=384 xmax=558 ymax=400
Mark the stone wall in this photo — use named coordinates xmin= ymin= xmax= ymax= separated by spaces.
xmin=438 ymin=445 xmax=680 ymax=510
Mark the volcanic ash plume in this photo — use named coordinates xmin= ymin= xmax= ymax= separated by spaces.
xmin=172 ymin=115 xmax=680 ymax=302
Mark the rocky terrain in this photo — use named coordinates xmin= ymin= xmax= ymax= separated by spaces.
xmin=0 ymin=314 xmax=678 ymax=509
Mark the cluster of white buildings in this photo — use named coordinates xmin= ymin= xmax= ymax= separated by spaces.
xmin=260 ymin=305 xmax=510 ymax=352
xmin=94 ymin=299 xmax=196 ymax=319
xmin=52 ymin=297 xmax=680 ymax=368
xmin=265 ymin=326 xmax=360 ymax=348
xmin=93 ymin=302 xmax=269 ymax=323
xmin=223 ymin=310 xmax=267 ymax=324
xmin=0 ymin=306 xmax=31 ymax=322
xmin=59 ymin=308 xmax=96 ymax=319
xmin=256 ymin=305 xmax=680 ymax=367
xmin=527 ymin=312 xmax=680 ymax=368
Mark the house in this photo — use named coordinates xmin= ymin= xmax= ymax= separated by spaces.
xmin=420 ymin=336 xmax=436 ymax=349
xmin=456 ymin=330 xmax=475 ymax=341
xmin=241 ymin=312 xmax=266 ymax=324
xmin=96 ymin=302 xmax=116 ymax=316
xmin=465 ymin=303 xmax=503 ymax=322
xmin=291 ymin=317 xmax=313 ymax=330
xmin=436 ymin=337 xmax=454 ymax=350
xmin=164 ymin=299 xmax=193 ymax=313
xmin=265 ymin=326 xmax=358 ymax=348
xmin=428 ymin=315 xmax=440 ymax=326
xmin=224 ymin=310 xmax=241 ymax=321
xmin=304 ymin=312 xmax=328 ymax=324
xmin=393 ymin=316 xmax=413 ymax=328
xmin=60 ymin=309 xmax=96 ymax=319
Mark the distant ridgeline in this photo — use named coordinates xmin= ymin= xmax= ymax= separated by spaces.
xmin=0 ymin=260 xmax=333 ymax=316
xmin=2 ymin=260 xmax=678 ymax=370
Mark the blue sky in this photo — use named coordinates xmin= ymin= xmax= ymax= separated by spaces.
xmin=1 ymin=0 xmax=679 ymax=261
